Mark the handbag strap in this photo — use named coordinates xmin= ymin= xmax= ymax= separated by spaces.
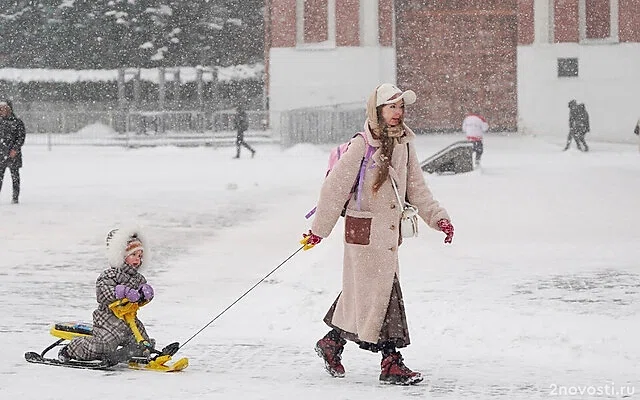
xmin=390 ymin=177 xmax=404 ymax=209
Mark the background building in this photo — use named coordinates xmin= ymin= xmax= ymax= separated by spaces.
xmin=265 ymin=0 xmax=640 ymax=143
xmin=518 ymin=0 xmax=639 ymax=141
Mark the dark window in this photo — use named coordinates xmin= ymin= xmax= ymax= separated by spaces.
xmin=558 ymin=58 xmax=579 ymax=77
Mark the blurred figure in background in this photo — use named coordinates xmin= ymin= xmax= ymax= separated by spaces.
xmin=0 ymin=99 xmax=26 ymax=204
xmin=634 ymin=118 xmax=639 ymax=152
xmin=564 ymin=100 xmax=590 ymax=152
xmin=462 ymin=112 xmax=488 ymax=166
xmin=233 ymin=104 xmax=256 ymax=159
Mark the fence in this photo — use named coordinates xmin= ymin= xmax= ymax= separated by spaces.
xmin=20 ymin=104 xmax=372 ymax=148
xmin=21 ymin=109 xmax=268 ymax=134
xmin=22 ymin=109 xmax=273 ymax=147
xmin=279 ymin=105 xmax=365 ymax=147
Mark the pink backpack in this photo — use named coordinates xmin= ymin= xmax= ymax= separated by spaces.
xmin=306 ymin=132 xmax=375 ymax=219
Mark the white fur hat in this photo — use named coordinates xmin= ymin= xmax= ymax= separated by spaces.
xmin=105 ymin=226 xmax=148 ymax=268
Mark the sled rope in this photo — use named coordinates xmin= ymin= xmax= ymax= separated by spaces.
xmin=179 ymin=245 xmax=305 ymax=350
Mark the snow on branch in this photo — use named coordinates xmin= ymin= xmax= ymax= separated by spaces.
xmin=0 ymin=64 xmax=264 ymax=83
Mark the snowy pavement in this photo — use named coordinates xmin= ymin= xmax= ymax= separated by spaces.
xmin=1 ymin=134 xmax=638 ymax=399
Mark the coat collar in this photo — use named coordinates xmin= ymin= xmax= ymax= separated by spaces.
xmin=118 ymin=262 xmax=140 ymax=276
xmin=362 ymin=120 xmax=416 ymax=146
xmin=363 ymin=121 xmax=415 ymax=175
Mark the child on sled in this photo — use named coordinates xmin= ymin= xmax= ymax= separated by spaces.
xmin=58 ymin=227 xmax=156 ymax=364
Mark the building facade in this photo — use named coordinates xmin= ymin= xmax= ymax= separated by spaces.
xmin=265 ymin=0 xmax=640 ymax=141
xmin=518 ymin=0 xmax=639 ymax=141
xmin=395 ymin=1 xmax=518 ymax=131
xmin=265 ymin=0 xmax=398 ymax=135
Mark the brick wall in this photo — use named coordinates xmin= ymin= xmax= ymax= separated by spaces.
xmin=518 ymin=0 xmax=534 ymax=45
xmin=585 ymin=0 xmax=611 ymax=39
xmin=396 ymin=1 xmax=518 ymax=131
xmin=620 ymin=0 xmax=640 ymax=42
xmin=379 ymin=0 xmax=394 ymax=46
xmin=304 ymin=0 xmax=328 ymax=43
xmin=337 ymin=0 xmax=359 ymax=46
xmin=554 ymin=0 xmax=579 ymax=42
xmin=268 ymin=0 xmax=296 ymax=47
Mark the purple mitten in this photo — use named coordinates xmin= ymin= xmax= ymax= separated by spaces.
xmin=139 ymin=283 xmax=154 ymax=302
xmin=114 ymin=284 xmax=127 ymax=299
xmin=114 ymin=284 xmax=141 ymax=302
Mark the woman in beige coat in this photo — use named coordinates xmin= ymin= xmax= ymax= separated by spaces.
xmin=301 ymin=83 xmax=454 ymax=385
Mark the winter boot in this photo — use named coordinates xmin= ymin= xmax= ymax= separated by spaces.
xmin=57 ymin=345 xmax=71 ymax=363
xmin=104 ymin=342 xmax=150 ymax=366
xmin=379 ymin=351 xmax=423 ymax=385
xmin=315 ymin=330 xmax=346 ymax=378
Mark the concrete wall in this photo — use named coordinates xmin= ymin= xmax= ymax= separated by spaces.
xmin=517 ymin=42 xmax=640 ymax=142
xmin=268 ymin=46 xmax=396 ymax=134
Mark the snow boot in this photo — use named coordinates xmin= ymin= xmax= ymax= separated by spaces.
xmin=57 ymin=346 xmax=71 ymax=363
xmin=315 ymin=331 xmax=346 ymax=378
xmin=105 ymin=341 xmax=150 ymax=366
xmin=379 ymin=351 xmax=423 ymax=385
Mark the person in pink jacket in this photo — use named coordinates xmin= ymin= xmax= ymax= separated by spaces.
xmin=301 ymin=83 xmax=454 ymax=385
xmin=462 ymin=113 xmax=488 ymax=166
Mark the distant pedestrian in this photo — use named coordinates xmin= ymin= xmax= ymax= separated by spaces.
xmin=462 ymin=113 xmax=488 ymax=166
xmin=564 ymin=100 xmax=590 ymax=152
xmin=635 ymin=118 xmax=639 ymax=152
xmin=233 ymin=105 xmax=255 ymax=159
xmin=0 ymin=99 xmax=26 ymax=204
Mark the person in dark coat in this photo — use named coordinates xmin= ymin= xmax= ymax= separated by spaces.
xmin=0 ymin=99 xmax=26 ymax=203
xmin=233 ymin=105 xmax=256 ymax=159
xmin=564 ymin=100 xmax=590 ymax=152
xmin=635 ymin=118 xmax=639 ymax=152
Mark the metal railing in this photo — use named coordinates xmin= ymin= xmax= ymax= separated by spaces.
xmin=20 ymin=105 xmax=376 ymax=148
xmin=21 ymin=109 xmax=273 ymax=147
xmin=21 ymin=110 xmax=268 ymax=134
xmin=279 ymin=104 xmax=365 ymax=146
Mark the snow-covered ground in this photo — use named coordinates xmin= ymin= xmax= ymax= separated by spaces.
xmin=1 ymin=134 xmax=638 ymax=399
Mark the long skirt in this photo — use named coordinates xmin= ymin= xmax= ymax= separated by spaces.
xmin=323 ymin=274 xmax=410 ymax=350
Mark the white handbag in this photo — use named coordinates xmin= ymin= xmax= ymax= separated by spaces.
xmin=391 ymin=178 xmax=419 ymax=238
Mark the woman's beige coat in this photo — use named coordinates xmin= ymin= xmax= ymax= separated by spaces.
xmin=311 ymin=122 xmax=450 ymax=344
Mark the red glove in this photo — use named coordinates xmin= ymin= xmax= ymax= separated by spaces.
xmin=437 ymin=219 xmax=454 ymax=244
xmin=300 ymin=230 xmax=322 ymax=251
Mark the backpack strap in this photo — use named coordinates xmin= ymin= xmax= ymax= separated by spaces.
xmin=354 ymin=137 xmax=375 ymax=211
xmin=304 ymin=132 xmax=373 ymax=219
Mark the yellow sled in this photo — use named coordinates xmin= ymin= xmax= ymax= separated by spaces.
xmin=27 ymin=299 xmax=188 ymax=372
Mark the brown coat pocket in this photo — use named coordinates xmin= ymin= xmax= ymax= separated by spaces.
xmin=345 ymin=214 xmax=372 ymax=245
